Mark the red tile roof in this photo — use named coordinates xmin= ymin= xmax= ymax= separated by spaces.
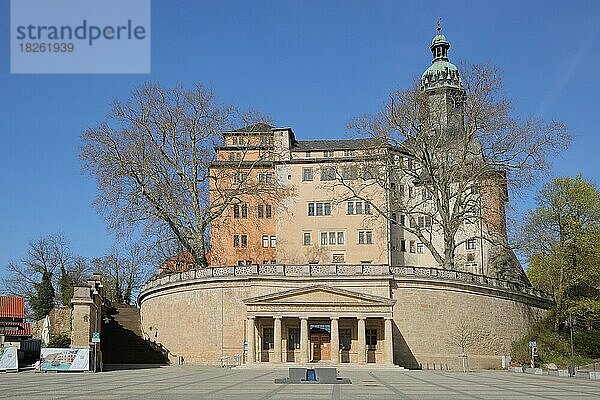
xmin=0 ymin=321 xmax=31 ymax=336
xmin=0 ymin=296 xmax=25 ymax=319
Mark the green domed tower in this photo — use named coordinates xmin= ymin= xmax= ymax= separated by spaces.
xmin=420 ymin=22 xmax=465 ymax=136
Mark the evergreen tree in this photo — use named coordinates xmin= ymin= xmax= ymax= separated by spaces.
xmin=29 ymin=271 xmax=55 ymax=320
xmin=59 ymin=265 xmax=74 ymax=306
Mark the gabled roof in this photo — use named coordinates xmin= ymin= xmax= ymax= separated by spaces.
xmin=0 ymin=296 xmax=25 ymax=319
xmin=243 ymin=284 xmax=395 ymax=306
xmin=231 ymin=123 xmax=274 ymax=133
xmin=293 ymin=138 xmax=381 ymax=152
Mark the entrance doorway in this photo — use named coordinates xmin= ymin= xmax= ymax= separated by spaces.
xmin=309 ymin=324 xmax=331 ymax=361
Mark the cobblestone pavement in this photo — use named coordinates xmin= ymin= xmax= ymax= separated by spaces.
xmin=1 ymin=366 xmax=599 ymax=399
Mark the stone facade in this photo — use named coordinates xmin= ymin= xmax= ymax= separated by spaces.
xmin=139 ymin=266 xmax=550 ymax=369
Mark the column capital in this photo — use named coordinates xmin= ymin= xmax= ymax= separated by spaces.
xmin=357 ymin=315 xmax=367 ymax=321
xmin=329 ymin=316 xmax=339 ymax=321
xmin=300 ymin=316 xmax=309 ymax=321
xmin=247 ymin=316 xmax=255 ymax=320
xmin=274 ymin=315 xmax=282 ymax=320
xmin=384 ymin=316 xmax=394 ymax=320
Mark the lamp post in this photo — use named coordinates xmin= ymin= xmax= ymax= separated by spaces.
xmin=569 ymin=313 xmax=575 ymax=377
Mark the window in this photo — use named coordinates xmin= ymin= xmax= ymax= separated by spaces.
xmin=320 ymin=166 xmax=336 ymax=181
xmin=422 ymin=188 xmax=433 ymax=201
xmin=257 ymin=205 xmax=264 ymax=218
xmin=355 ymin=201 xmax=363 ymax=215
xmin=418 ymin=216 xmax=425 ymax=228
xmin=258 ymin=172 xmax=273 ymax=184
xmin=303 ymin=232 xmax=311 ymax=246
xmin=241 ymin=235 xmax=248 ymax=248
xmin=347 ymin=202 xmax=354 ymax=215
xmin=305 ymin=151 xmax=311 ymax=158
xmin=302 ymin=167 xmax=313 ymax=181
xmin=257 ymin=205 xmax=272 ymax=219
xmin=308 ymin=202 xmax=332 ymax=216
xmin=344 ymin=150 xmax=355 ymax=157
xmin=425 ymin=216 xmax=432 ymax=228
xmin=232 ymin=136 xmax=239 ymax=145
xmin=323 ymin=150 xmax=335 ymax=157
xmin=409 ymin=240 xmax=415 ymax=253
xmin=341 ymin=166 xmax=357 ymax=180
xmin=399 ymin=214 xmax=406 ymax=226
xmin=366 ymin=328 xmax=377 ymax=349
xmin=391 ymin=213 xmax=397 ymax=223
xmin=271 ymin=260 xmax=276 ymax=264
xmin=228 ymin=152 xmax=242 ymax=161
xmin=329 ymin=232 xmax=336 ymax=245
xmin=233 ymin=235 xmax=240 ymax=248
xmin=270 ymin=236 xmax=277 ymax=248
xmin=288 ymin=328 xmax=300 ymax=350
xmin=466 ymin=239 xmax=477 ymax=250
xmin=358 ymin=230 xmax=373 ymax=244
xmin=233 ymin=204 xmax=240 ymax=218
xmin=232 ymin=172 xmax=247 ymax=184
xmin=364 ymin=201 xmax=372 ymax=215
xmin=246 ymin=260 xmax=252 ymax=265
xmin=262 ymin=328 xmax=274 ymax=350
xmin=340 ymin=329 xmax=351 ymax=350
xmin=400 ymin=239 xmax=406 ymax=252
xmin=332 ymin=253 xmax=345 ymax=263
xmin=337 ymin=232 xmax=345 ymax=245
xmin=262 ymin=235 xmax=268 ymax=248
xmin=320 ymin=231 xmax=344 ymax=246
xmin=265 ymin=205 xmax=272 ymax=218
xmin=238 ymin=260 xmax=245 ymax=266
xmin=408 ymin=186 xmax=414 ymax=198
xmin=241 ymin=203 xmax=248 ymax=218
xmin=416 ymin=243 xmax=424 ymax=254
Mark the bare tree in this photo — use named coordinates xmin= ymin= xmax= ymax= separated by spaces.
xmin=2 ymin=233 xmax=90 ymax=316
xmin=449 ymin=318 xmax=478 ymax=372
xmin=81 ymin=83 xmax=281 ymax=267
xmin=91 ymin=242 xmax=152 ymax=304
xmin=332 ymin=63 xmax=570 ymax=274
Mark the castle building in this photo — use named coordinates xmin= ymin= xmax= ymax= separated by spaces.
xmin=139 ymin=30 xmax=551 ymax=368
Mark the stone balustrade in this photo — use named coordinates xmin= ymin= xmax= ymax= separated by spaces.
xmin=139 ymin=264 xmax=553 ymax=302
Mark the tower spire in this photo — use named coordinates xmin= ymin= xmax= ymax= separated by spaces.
xmin=437 ymin=18 xmax=441 ymax=34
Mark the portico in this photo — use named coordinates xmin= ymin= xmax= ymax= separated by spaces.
xmin=243 ymin=285 xmax=395 ymax=365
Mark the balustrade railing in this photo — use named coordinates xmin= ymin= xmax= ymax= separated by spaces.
xmin=140 ymin=264 xmax=552 ymax=301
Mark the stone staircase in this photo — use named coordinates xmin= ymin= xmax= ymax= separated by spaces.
xmin=101 ymin=303 xmax=169 ymax=365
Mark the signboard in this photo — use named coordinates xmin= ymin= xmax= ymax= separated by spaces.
xmin=0 ymin=346 xmax=18 ymax=371
xmin=40 ymin=348 xmax=89 ymax=372
xmin=92 ymin=332 xmax=100 ymax=343
xmin=529 ymin=341 xmax=537 ymax=347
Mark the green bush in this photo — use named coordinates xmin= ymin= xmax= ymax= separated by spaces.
xmin=48 ymin=331 xmax=71 ymax=348
xmin=574 ymin=329 xmax=600 ymax=359
xmin=511 ymin=316 xmax=600 ymax=367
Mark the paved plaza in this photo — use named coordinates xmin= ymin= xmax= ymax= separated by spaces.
xmin=1 ymin=366 xmax=599 ymax=399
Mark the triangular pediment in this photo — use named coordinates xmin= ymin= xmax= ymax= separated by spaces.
xmin=243 ymin=285 xmax=395 ymax=306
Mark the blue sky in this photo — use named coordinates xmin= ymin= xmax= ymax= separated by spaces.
xmin=1 ymin=0 xmax=599 ymax=274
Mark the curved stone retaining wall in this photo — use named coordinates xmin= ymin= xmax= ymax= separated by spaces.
xmin=138 ymin=265 xmax=551 ymax=369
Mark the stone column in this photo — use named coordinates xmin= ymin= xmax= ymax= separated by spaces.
xmin=300 ymin=317 xmax=309 ymax=363
xmin=273 ymin=316 xmax=282 ymax=363
xmin=357 ymin=317 xmax=366 ymax=364
xmin=330 ymin=317 xmax=340 ymax=364
xmin=247 ymin=317 xmax=255 ymax=364
xmin=384 ymin=317 xmax=394 ymax=365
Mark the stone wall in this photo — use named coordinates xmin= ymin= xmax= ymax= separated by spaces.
xmin=139 ymin=271 xmax=550 ymax=369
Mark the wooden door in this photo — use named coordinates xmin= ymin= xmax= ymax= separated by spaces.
xmin=311 ymin=333 xmax=331 ymax=361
